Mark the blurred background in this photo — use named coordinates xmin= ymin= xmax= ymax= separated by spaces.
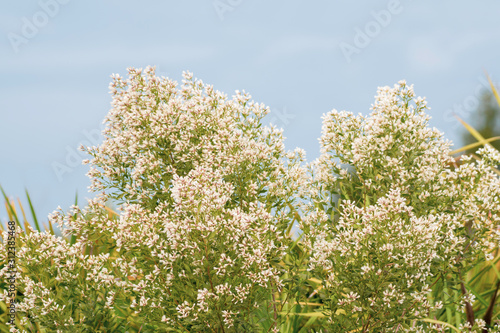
xmin=1 ymin=0 xmax=500 ymax=226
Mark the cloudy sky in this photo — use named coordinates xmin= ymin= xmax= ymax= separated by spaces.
xmin=1 ymin=0 xmax=499 ymax=227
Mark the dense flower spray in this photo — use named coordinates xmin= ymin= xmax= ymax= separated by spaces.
xmin=1 ymin=73 xmax=499 ymax=332
xmin=1 ymin=67 xmax=306 ymax=332
xmin=303 ymin=81 xmax=500 ymax=332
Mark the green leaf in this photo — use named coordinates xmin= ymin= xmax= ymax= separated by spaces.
xmin=25 ymin=188 xmax=41 ymax=232
xmin=279 ymin=311 xmax=326 ymax=317
xmin=419 ymin=318 xmax=460 ymax=332
xmin=0 ymin=185 xmax=22 ymax=231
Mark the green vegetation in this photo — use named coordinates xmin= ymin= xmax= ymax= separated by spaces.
xmin=1 ymin=69 xmax=499 ymax=332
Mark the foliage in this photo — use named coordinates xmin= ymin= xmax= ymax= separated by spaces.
xmin=1 ymin=68 xmax=500 ymax=332
xmin=303 ymin=81 xmax=500 ymax=332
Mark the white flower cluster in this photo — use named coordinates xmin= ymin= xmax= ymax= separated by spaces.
xmin=0 ymin=226 xmax=116 ymax=331
xmin=3 ymin=73 xmax=499 ymax=332
xmin=304 ymin=80 xmax=500 ymax=331
xmin=6 ymin=67 xmax=307 ymax=331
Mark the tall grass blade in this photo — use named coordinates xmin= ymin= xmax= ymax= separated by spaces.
xmin=420 ymin=318 xmax=460 ymax=332
xmin=278 ymin=311 xmax=325 ymax=317
xmin=48 ymin=215 xmax=55 ymax=235
xmin=455 ymin=116 xmax=500 ymax=176
xmin=490 ymin=258 xmax=500 ymax=281
xmin=468 ymin=255 xmax=500 ymax=285
xmin=16 ymin=198 xmax=28 ymax=225
xmin=486 ymin=72 xmax=500 ymax=107
xmin=25 ymin=189 xmax=41 ymax=232
xmin=455 ymin=115 xmax=492 ymax=149
xmin=0 ymin=186 xmax=22 ymax=230
xmin=451 ymin=136 xmax=500 ymax=155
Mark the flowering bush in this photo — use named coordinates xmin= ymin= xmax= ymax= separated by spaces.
xmin=303 ymin=81 xmax=500 ymax=332
xmin=1 ymin=67 xmax=307 ymax=332
xmin=1 ymin=69 xmax=499 ymax=332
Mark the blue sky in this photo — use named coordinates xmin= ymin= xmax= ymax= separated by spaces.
xmin=1 ymin=0 xmax=500 ymax=228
